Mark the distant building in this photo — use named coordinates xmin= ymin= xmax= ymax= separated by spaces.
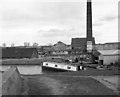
xmin=2 ymin=47 xmax=38 ymax=59
xmin=46 ymin=41 xmax=71 ymax=56
xmin=37 ymin=46 xmax=45 ymax=57
xmin=42 ymin=45 xmax=52 ymax=51
xmin=11 ymin=43 xmax=15 ymax=47
xmin=71 ymin=37 xmax=95 ymax=54
xmin=24 ymin=42 xmax=30 ymax=47
xmin=95 ymin=42 xmax=120 ymax=65
xmin=41 ymin=45 xmax=52 ymax=55
xmin=98 ymin=49 xmax=120 ymax=65
xmin=95 ymin=42 xmax=120 ymax=50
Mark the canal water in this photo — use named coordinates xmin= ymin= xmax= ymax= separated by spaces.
xmin=0 ymin=65 xmax=42 ymax=75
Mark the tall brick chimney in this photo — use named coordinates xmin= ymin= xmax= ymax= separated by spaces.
xmin=87 ymin=0 xmax=92 ymax=40
xmin=86 ymin=0 xmax=93 ymax=52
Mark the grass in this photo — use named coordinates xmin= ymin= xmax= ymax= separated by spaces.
xmin=23 ymin=75 xmax=118 ymax=95
xmin=49 ymin=76 xmax=115 ymax=95
xmin=1 ymin=58 xmax=50 ymax=65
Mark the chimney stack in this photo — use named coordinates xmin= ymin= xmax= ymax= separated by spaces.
xmin=86 ymin=0 xmax=93 ymax=52
xmin=87 ymin=0 xmax=92 ymax=40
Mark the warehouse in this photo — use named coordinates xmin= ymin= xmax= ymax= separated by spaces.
xmin=2 ymin=47 xmax=38 ymax=59
xmin=98 ymin=50 xmax=120 ymax=65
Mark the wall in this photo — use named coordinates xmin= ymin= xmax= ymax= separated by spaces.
xmin=103 ymin=55 xmax=119 ymax=65
xmin=52 ymin=51 xmax=68 ymax=55
xmin=95 ymin=43 xmax=119 ymax=50
xmin=98 ymin=50 xmax=120 ymax=65
xmin=43 ymin=62 xmax=77 ymax=71
xmin=2 ymin=67 xmax=22 ymax=95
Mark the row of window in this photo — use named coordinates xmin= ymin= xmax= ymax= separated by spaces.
xmin=45 ymin=63 xmax=71 ymax=69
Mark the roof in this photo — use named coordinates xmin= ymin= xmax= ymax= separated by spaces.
xmin=92 ymin=50 xmax=101 ymax=56
xmin=2 ymin=47 xmax=38 ymax=59
xmin=49 ymin=41 xmax=71 ymax=51
xmin=54 ymin=41 xmax=66 ymax=47
xmin=105 ymin=42 xmax=120 ymax=45
xmin=43 ymin=41 xmax=71 ymax=51
xmin=98 ymin=50 xmax=120 ymax=55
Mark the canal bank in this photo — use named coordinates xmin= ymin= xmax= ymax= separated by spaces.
xmin=22 ymin=74 xmax=118 ymax=95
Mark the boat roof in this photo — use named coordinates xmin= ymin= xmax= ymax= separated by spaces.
xmin=43 ymin=61 xmax=76 ymax=67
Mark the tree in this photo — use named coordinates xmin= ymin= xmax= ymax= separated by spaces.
xmin=33 ymin=43 xmax=39 ymax=47
xmin=24 ymin=42 xmax=30 ymax=47
xmin=2 ymin=43 xmax=6 ymax=47
xmin=11 ymin=43 xmax=15 ymax=47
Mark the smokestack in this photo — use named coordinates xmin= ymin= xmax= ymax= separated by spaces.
xmin=86 ymin=0 xmax=93 ymax=52
xmin=87 ymin=0 xmax=92 ymax=40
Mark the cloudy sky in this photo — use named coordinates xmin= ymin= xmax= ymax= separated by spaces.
xmin=0 ymin=0 xmax=118 ymax=46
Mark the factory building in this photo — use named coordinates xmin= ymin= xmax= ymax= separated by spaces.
xmin=2 ymin=47 xmax=38 ymax=59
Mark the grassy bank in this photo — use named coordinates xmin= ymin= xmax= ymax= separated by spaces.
xmin=23 ymin=75 xmax=118 ymax=95
xmin=1 ymin=58 xmax=51 ymax=65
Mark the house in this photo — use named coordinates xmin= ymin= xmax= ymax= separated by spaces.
xmin=47 ymin=41 xmax=71 ymax=56
xmin=2 ymin=47 xmax=38 ymax=59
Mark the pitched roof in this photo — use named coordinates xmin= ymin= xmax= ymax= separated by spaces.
xmin=98 ymin=50 xmax=120 ymax=55
xmin=54 ymin=41 xmax=66 ymax=47
xmin=50 ymin=41 xmax=71 ymax=51
xmin=2 ymin=47 xmax=38 ymax=59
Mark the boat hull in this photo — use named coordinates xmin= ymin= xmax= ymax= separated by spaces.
xmin=42 ymin=66 xmax=72 ymax=72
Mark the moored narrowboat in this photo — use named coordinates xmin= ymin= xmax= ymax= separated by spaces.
xmin=42 ymin=62 xmax=83 ymax=72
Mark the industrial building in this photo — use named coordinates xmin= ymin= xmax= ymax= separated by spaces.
xmin=2 ymin=47 xmax=38 ymax=59
xmin=95 ymin=42 xmax=120 ymax=65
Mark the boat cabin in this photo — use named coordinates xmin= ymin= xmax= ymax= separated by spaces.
xmin=43 ymin=62 xmax=82 ymax=71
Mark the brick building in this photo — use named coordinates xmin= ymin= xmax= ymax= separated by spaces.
xmin=2 ymin=47 xmax=38 ymax=59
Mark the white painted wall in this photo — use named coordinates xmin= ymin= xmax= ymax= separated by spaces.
xmin=98 ymin=50 xmax=120 ymax=65
xmin=43 ymin=62 xmax=77 ymax=71
xmin=103 ymin=55 xmax=119 ymax=65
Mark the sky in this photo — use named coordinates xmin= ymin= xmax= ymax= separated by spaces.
xmin=0 ymin=0 xmax=118 ymax=46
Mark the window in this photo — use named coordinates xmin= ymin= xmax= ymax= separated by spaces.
xmin=67 ymin=66 xmax=71 ymax=69
xmin=45 ymin=63 xmax=48 ymax=65
xmin=55 ymin=65 xmax=58 ymax=67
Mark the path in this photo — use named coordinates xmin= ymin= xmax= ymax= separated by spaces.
xmin=91 ymin=76 xmax=119 ymax=94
